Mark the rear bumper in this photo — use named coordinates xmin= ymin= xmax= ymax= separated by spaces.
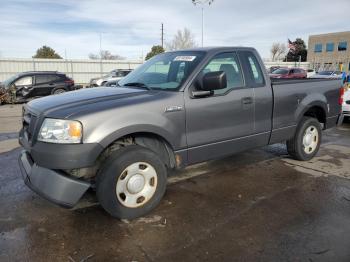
xmin=19 ymin=150 xmax=90 ymax=207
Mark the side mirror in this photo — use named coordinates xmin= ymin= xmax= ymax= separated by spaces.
xmin=202 ymin=71 xmax=227 ymax=91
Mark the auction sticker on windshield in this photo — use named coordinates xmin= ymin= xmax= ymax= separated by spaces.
xmin=174 ymin=56 xmax=196 ymax=62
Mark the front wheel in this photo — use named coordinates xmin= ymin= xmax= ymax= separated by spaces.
xmin=96 ymin=145 xmax=167 ymax=219
xmin=287 ymin=117 xmax=322 ymax=161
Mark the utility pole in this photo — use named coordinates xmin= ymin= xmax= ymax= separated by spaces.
xmin=192 ymin=0 xmax=214 ymax=47
xmin=161 ymin=23 xmax=164 ymax=48
xmin=99 ymin=32 xmax=103 ymax=76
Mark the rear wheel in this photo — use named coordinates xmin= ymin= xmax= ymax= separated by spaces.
xmin=52 ymin=88 xmax=66 ymax=95
xmin=96 ymin=145 xmax=167 ymax=219
xmin=287 ymin=117 xmax=322 ymax=161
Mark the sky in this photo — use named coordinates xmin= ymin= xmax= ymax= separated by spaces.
xmin=0 ymin=0 xmax=349 ymax=60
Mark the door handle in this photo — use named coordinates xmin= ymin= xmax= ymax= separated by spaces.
xmin=242 ymin=97 xmax=253 ymax=105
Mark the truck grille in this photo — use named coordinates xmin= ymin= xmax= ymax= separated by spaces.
xmin=22 ymin=107 xmax=38 ymax=143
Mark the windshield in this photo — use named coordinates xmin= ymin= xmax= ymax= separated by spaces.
xmin=2 ymin=74 xmax=20 ymax=86
xmin=272 ymin=68 xmax=289 ymax=74
xmin=118 ymin=51 xmax=205 ymax=91
xmin=318 ymin=71 xmax=332 ymax=75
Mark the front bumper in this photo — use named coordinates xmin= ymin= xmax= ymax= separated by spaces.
xmin=19 ymin=150 xmax=90 ymax=207
xmin=19 ymin=129 xmax=104 ymax=170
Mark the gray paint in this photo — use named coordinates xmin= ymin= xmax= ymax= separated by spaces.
xmin=22 ymin=47 xmax=341 ymax=168
xmin=19 ymin=151 xmax=90 ymax=207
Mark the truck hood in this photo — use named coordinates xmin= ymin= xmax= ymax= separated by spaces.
xmin=27 ymin=87 xmax=150 ymax=117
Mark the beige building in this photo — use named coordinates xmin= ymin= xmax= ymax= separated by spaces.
xmin=307 ymin=31 xmax=350 ymax=72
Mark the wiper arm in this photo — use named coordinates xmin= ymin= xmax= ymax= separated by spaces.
xmin=123 ymin=82 xmax=151 ymax=90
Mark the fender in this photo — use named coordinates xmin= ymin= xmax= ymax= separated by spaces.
xmin=98 ymin=124 xmax=180 ymax=150
xmin=295 ymin=93 xmax=327 ymax=123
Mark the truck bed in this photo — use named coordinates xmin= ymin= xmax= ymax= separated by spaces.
xmin=269 ymin=78 xmax=342 ymax=144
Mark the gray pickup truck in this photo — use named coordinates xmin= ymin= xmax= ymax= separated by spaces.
xmin=19 ymin=47 xmax=343 ymax=219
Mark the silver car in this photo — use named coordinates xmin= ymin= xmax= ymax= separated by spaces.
xmin=309 ymin=70 xmax=342 ymax=79
xmin=90 ymin=69 xmax=132 ymax=87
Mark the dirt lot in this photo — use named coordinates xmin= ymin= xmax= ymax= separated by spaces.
xmin=1 ymin=104 xmax=350 ymax=262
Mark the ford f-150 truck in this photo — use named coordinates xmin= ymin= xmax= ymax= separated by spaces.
xmin=18 ymin=47 xmax=344 ymax=219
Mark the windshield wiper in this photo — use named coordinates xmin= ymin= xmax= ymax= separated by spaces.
xmin=123 ymin=82 xmax=151 ymax=90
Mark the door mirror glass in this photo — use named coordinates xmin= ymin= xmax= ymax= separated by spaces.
xmin=202 ymin=71 xmax=227 ymax=91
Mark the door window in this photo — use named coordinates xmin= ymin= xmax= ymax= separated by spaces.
xmin=35 ymin=75 xmax=49 ymax=84
xmin=15 ymin=76 xmax=32 ymax=86
xmin=35 ymin=75 xmax=59 ymax=84
xmin=201 ymin=52 xmax=244 ymax=95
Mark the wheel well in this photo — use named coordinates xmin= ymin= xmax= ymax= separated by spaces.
xmin=65 ymin=133 xmax=176 ymax=179
xmin=103 ymin=132 xmax=176 ymax=169
xmin=303 ymin=106 xmax=326 ymax=127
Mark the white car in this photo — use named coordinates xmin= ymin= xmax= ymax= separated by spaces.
xmin=306 ymin=69 xmax=316 ymax=78
xmin=343 ymin=89 xmax=350 ymax=120
xmin=90 ymin=69 xmax=132 ymax=87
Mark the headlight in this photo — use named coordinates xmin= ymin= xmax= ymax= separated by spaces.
xmin=38 ymin=118 xmax=82 ymax=144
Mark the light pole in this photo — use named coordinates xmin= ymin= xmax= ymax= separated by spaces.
xmin=192 ymin=0 xmax=214 ymax=47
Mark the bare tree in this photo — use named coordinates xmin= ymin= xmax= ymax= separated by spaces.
xmin=166 ymin=28 xmax=197 ymax=51
xmin=270 ymin=43 xmax=287 ymax=61
xmin=88 ymin=50 xmax=125 ymax=60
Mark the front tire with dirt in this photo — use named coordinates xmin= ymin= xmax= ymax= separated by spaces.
xmin=96 ymin=145 xmax=167 ymax=219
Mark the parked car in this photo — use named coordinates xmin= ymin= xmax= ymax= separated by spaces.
xmin=269 ymin=67 xmax=307 ymax=79
xmin=309 ymin=70 xmax=343 ymax=79
xmin=342 ymin=89 xmax=350 ymax=121
xmin=307 ymin=69 xmax=316 ymax=78
xmin=268 ymin=66 xmax=281 ymax=73
xmin=19 ymin=47 xmax=343 ymax=219
xmin=102 ymin=79 xmax=119 ymax=87
xmin=0 ymin=71 xmax=75 ymax=102
xmin=89 ymin=69 xmax=132 ymax=87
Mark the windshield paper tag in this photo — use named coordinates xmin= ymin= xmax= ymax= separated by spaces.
xmin=174 ymin=56 xmax=196 ymax=62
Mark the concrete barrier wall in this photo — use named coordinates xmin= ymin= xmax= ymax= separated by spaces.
xmin=0 ymin=58 xmax=143 ymax=84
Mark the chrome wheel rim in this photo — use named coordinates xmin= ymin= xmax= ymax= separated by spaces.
xmin=302 ymin=125 xmax=319 ymax=154
xmin=54 ymin=89 xmax=65 ymax=94
xmin=116 ymin=162 xmax=158 ymax=208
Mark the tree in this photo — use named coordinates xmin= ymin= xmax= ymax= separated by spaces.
xmin=284 ymin=38 xmax=308 ymax=62
xmin=270 ymin=42 xmax=287 ymax=61
xmin=88 ymin=50 xmax=125 ymax=60
xmin=33 ymin=45 xmax=62 ymax=59
xmin=145 ymin=45 xmax=165 ymax=60
xmin=166 ymin=28 xmax=197 ymax=51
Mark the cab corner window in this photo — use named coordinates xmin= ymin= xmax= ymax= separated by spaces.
xmin=242 ymin=51 xmax=265 ymax=87
xmin=201 ymin=52 xmax=244 ymax=95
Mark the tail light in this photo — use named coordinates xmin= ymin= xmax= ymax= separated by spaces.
xmin=65 ymin=79 xmax=74 ymax=86
xmin=339 ymin=87 xmax=345 ymax=105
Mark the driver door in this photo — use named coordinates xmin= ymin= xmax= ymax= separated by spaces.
xmin=185 ymin=52 xmax=255 ymax=164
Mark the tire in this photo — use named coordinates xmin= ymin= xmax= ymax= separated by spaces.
xmin=52 ymin=88 xmax=66 ymax=95
xmin=96 ymin=145 xmax=167 ymax=219
xmin=287 ymin=117 xmax=322 ymax=161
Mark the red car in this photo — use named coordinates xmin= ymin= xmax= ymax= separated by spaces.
xmin=269 ymin=67 xmax=307 ymax=79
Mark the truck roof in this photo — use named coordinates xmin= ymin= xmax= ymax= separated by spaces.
xmin=168 ymin=46 xmax=257 ymax=53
